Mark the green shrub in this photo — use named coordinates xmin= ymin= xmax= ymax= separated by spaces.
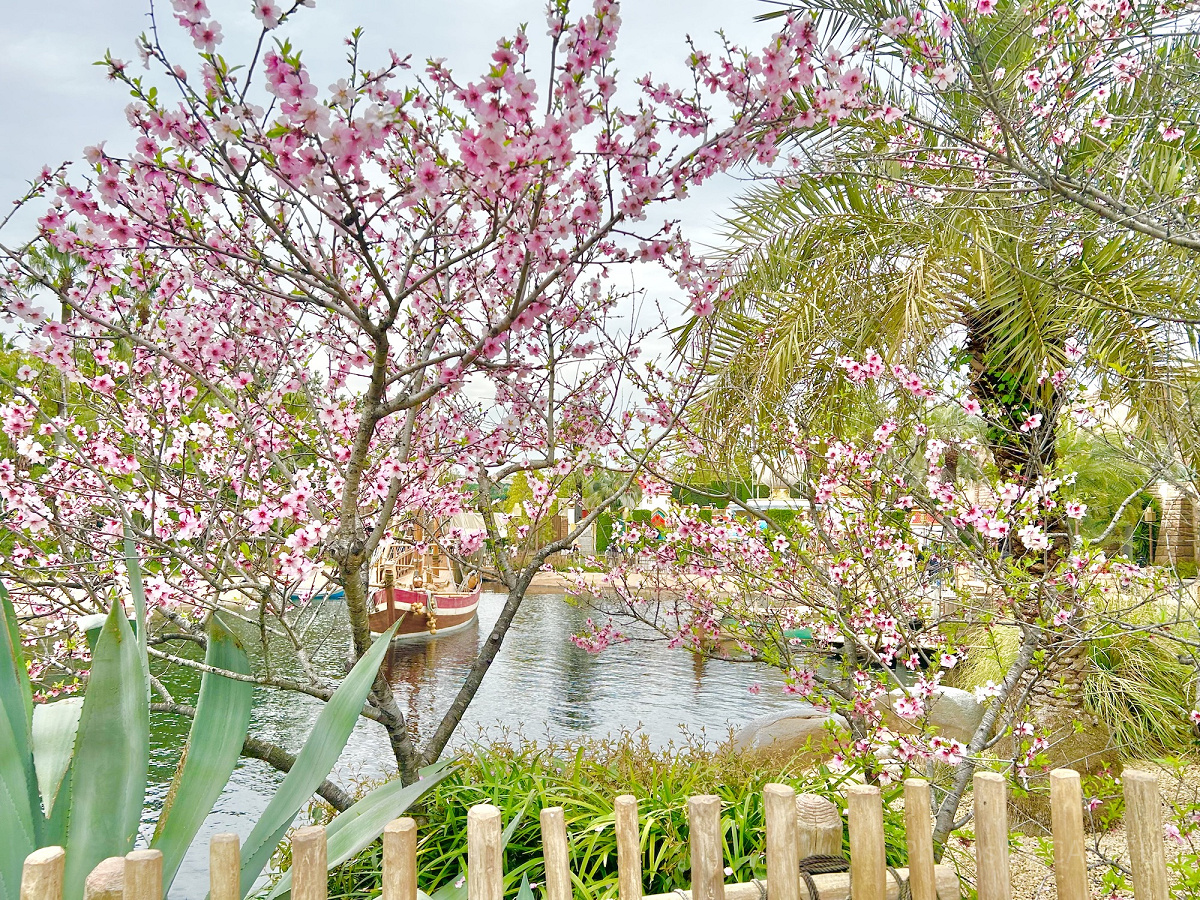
xmin=951 ymin=608 xmax=1199 ymax=755
xmin=323 ymin=732 xmax=908 ymax=900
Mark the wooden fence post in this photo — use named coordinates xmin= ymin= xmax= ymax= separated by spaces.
xmin=467 ymin=804 xmax=503 ymax=900
xmin=973 ymin=772 xmax=1011 ymax=900
xmin=615 ymin=795 xmax=642 ymax=900
xmin=82 ymin=858 xmax=123 ymax=900
xmin=1049 ymin=769 xmax=1090 ymax=900
xmin=292 ymin=825 xmax=328 ymax=900
xmin=123 ymin=850 xmax=162 ymax=900
xmin=688 ymin=795 xmax=725 ymax=900
xmin=795 ymin=794 xmax=843 ymax=860
xmin=210 ymin=834 xmax=240 ymax=900
xmin=20 ymin=847 xmax=65 ymax=900
xmin=540 ymin=806 xmax=572 ymax=900
xmin=846 ymin=784 xmax=885 ymax=900
xmin=903 ymin=779 xmax=936 ymax=900
xmin=1123 ymin=770 xmax=1169 ymax=900
xmin=765 ymin=784 xmax=800 ymax=900
xmin=384 ymin=817 xmax=418 ymax=900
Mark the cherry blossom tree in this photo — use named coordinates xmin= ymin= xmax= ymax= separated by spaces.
xmin=576 ymin=354 xmax=1196 ymax=845
xmin=0 ymin=0 xmax=856 ymax=786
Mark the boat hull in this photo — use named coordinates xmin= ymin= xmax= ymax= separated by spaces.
xmin=368 ymin=584 xmax=480 ymax=642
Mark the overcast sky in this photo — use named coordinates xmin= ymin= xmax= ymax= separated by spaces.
xmin=0 ymin=1 xmax=778 ymax=264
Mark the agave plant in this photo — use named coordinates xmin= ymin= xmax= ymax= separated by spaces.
xmin=0 ymin=544 xmax=449 ymax=900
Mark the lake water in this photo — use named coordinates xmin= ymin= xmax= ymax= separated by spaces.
xmin=147 ymin=592 xmax=801 ymax=897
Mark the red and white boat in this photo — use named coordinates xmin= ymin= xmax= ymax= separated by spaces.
xmin=368 ymin=523 xmax=482 ymax=641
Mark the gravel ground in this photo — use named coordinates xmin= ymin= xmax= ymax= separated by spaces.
xmin=937 ymin=760 xmax=1200 ymax=899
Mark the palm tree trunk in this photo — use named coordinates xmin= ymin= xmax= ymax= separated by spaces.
xmin=968 ymin=326 xmax=1116 ymax=829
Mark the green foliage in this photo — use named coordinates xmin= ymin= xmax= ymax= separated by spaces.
xmin=594 ymin=512 xmax=613 ymax=553
xmin=952 ymin=608 xmax=1199 ymax=755
xmin=323 ymin=732 xmax=909 ymax=900
xmin=0 ymin=561 xmax=413 ymax=900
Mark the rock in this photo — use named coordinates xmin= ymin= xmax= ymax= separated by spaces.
xmin=732 ymin=704 xmax=848 ymax=759
xmin=882 ymin=686 xmax=985 ymax=745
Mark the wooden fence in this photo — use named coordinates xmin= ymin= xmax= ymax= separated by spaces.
xmin=16 ymin=768 xmax=1175 ymax=900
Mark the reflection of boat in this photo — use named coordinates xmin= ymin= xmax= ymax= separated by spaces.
xmin=368 ymin=520 xmax=482 ymax=642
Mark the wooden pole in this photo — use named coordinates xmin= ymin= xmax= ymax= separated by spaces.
xmin=903 ymin=779 xmax=936 ymax=900
xmin=1123 ymin=770 xmax=1169 ymax=900
xmin=973 ymin=772 xmax=1011 ymax=900
xmin=795 ymin=794 xmax=843 ymax=860
xmin=210 ymin=834 xmax=241 ymax=900
xmin=846 ymin=785 xmax=886 ymax=900
xmin=123 ymin=850 xmax=162 ymax=900
xmin=467 ymin=804 xmax=503 ymax=900
xmin=292 ymin=825 xmax=328 ymax=900
xmin=765 ymin=784 xmax=800 ymax=900
xmin=640 ymin=867 xmax=960 ymax=900
xmin=688 ymin=795 xmax=725 ymax=900
xmin=1049 ymin=769 xmax=1090 ymax=900
xmin=383 ymin=817 xmax=418 ymax=900
xmin=20 ymin=847 xmax=65 ymax=900
xmin=615 ymin=795 xmax=642 ymax=900
xmin=82 ymin=858 xmax=123 ymax=900
xmin=540 ymin=806 xmax=572 ymax=900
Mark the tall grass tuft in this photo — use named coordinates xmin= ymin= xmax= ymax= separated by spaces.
xmin=950 ymin=598 xmax=1198 ymax=755
xmin=320 ymin=730 xmax=908 ymax=900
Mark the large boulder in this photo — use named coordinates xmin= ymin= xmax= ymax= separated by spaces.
xmin=881 ymin=686 xmax=985 ymax=745
xmin=732 ymin=704 xmax=849 ymax=759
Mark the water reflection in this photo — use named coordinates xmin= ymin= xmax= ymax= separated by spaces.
xmin=156 ymin=592 xmax=802 ymax=896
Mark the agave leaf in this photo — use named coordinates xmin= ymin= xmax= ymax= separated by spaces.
xmin=63 ymin=600 xmax=149 ymax=900
xmin=515 ymin=875 xmax=535 ymax=900
xmin=0 ymin=583 xmax=33 ymax=750
xmin=152 ymin=613 xmax=254 ymax=892
xmin=265 ymin=761 xmax=455 ymax=899
xmin=31 ymin=697 xmax=84 ymax=822
xmin=123 ymin=535 xmax=150 ymax=701
xmin=236 ymin=621 xmax=399 ymax=899
xmin=0 ymin=582 xmax=38 ymax=900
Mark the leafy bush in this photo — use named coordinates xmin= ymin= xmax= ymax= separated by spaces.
xmin=951 ymin=607 xmax=1198 ymax=755
xmin=322 ymin=731 xmax=909 ymax=900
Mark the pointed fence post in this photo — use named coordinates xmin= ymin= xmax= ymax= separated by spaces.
xmin=846 ymin=785 xmax=885 ymax=900
xmin=795 ymin=794 xmax=843 ymax=861
xmin=1049 ymin=769 xmax=1090 ymax=900
xmin=467 ymin=804 xmax=503 ymax=900
xmin=1123 ymin=770 xmax=1169 ymax=900
xmin=123 ymin=850 xmax=162 ymax=900
xmin=20 ymin=848 xmax=65 ymax=900
xmin=973 ymin=772 xmax=1011 ymax=900
xmin=292 ymin=825 xmax=328 ymax=900
xmin=688 ymin=796 xmax=725 ymax=900
xmin=82 ymin=858 xmax=123 ymax=900
xmin=210 ymin=834 xmax=241 ymax=900
xmin=615 ymin=795 xmax=642 ymax=900
xmin=903 ymin=779 xmax=937 ymax=900
xmin=384 ymin=817 xmax=418 ymax=900
xmin=540 ymin=806 xmax=572 ymax=900
xmin=765 ymin=784 xmax=800 ymax=900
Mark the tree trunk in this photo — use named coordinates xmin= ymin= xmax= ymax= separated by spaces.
xmin=967 ymin=321 xmax=1117 ymax=831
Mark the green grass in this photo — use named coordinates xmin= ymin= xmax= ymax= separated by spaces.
xmin=319 ymin=730 xmax=909 ymax=899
